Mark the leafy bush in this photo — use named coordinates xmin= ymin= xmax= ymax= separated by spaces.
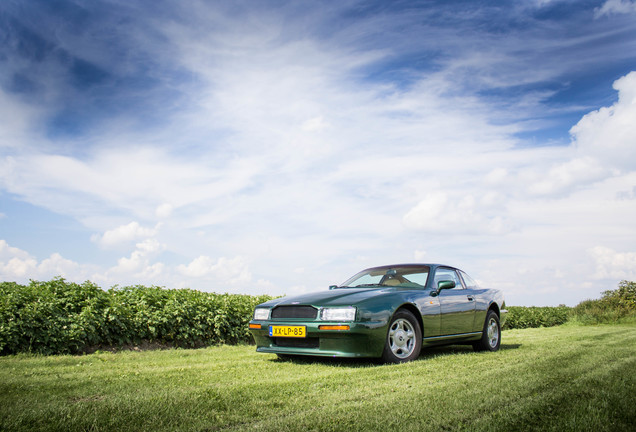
xmin=570 ymin=280 xmax=636 ymax=324
xmin=503 ymin=305 xmax=570 ymax=330
xmin=503 ymin=281 xmax=636 ymax=329
xmin=0 ymin=279 xmax=109 ymax=355
xmin=0 ymin=278 xmax=274 ymax=356
xmin=3 ymin=278 xmax=635 ymax=355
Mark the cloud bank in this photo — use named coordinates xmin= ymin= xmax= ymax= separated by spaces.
xmin=1 ymin=1 xmax=635 ymax=305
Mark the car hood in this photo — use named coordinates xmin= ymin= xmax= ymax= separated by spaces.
xmin=268 ymin=287 xmax=401 ymax=307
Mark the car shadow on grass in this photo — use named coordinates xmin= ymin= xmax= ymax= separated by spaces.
xmin=418 ymin=342 xmax=522 ymax=359
xmin=500 ymin=343 xmax=522 ymax=350
xmin=269 ymin=343 xmax=522 ymax=367
xmin=271 ymin=354 xmax=378 ymax=368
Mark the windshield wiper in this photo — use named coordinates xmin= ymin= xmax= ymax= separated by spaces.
xmin=353 ymin=283 xmax=384 ymax=288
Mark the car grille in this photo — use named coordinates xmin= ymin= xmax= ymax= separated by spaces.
xmin=271 ymin=305 xmax=318 ymax=319
xmin=273 ymin=337 xmax=320 ymax=349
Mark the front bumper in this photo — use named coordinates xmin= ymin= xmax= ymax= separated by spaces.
xmin=500 ymin=309 xmax=508 ymax=327
xmin=248 ymin=320 xmax=387 ymax=358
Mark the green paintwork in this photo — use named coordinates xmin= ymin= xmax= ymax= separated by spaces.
xmin=249 ymin=264 xmax=507 ymax=359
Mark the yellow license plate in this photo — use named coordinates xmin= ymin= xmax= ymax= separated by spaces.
xmin=269 ymin=325 xmax=306 ymax=338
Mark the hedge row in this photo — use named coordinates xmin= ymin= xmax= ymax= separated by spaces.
xmin=502 ymin=281 xmax=636 ymax=328
xmin=502 ymin=306 xmax=570 ymax=330
xmin=570 ymin=280 xmax=636 ymax=324
xmin=2 ymin=278 xmax=634 ymax=356
xmin=0 ymin=278 xmax=273 ymax=356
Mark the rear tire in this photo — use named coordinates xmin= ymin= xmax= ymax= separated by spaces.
xmin=381 ymin=310 xmax=422 ymax=363
xmin=473 ymin=310 xmax=500 ymax=352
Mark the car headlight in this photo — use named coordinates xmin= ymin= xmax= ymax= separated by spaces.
xmin=253 ymin=308 xmax=270 ymax=320
xmin=320 ymin=306 xmax=356 ymax=322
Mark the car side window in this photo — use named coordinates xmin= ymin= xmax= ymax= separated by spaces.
xmin=433 ymin=268 xmax=463 ymax=289
xmin=459 ymin=271 xmax=478 ymax=288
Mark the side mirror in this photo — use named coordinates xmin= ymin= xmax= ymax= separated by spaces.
xmin=431 ymin=280 xmax=455 ymax=296
xmin=438 ymin=280 xmax=456 ymax=290
xmin=329 ymin=285 xmax=338 ymax=290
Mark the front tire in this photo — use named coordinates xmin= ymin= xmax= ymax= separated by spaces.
xmin=473 ymin=310 xmax=501 ymax=352
xmin=381 ymin=309 xmax=422 ymax=363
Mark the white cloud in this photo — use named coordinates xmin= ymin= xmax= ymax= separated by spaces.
xmin=0 ymin=88 xmax=41 ymax=150
xmin=527 ymin=157 xmax=608 ymax=196
xmin=0 ymin=240 xmax=91 ymax=281
xmin=0 ymin=240 xmax=37 ymax=279
xmin=38 ymin=253 xmax=82 ymax=279
xmin=570 ymin=71 xmax=636 ymax=171
xmin=255 ymin=279 xmax=277 ymax=291
xmin=110 ymin=253 xmax=164 ymax=279
xmin=155 ymin=203 xmax=174 ymax=219
xmin=0 ymin=239 xmax=32 ymax=261
xmin=178 ymin=255 xmax=252 ymax=285
xmin=105 ymin=238 xmax=166 ymax=277
xmin=403 ymin=192 xmax=448 ymax=231
xmin=135 ymin=238 xmax=165 ymax=254
xmin=1 ymin=3 xmax=635 ymax=305
xmin=595 ymin=0 xmax=636 ymax=17
xmin=413 ymin=250 xmax=427 ymax=262
xmin=0 ymin=148 xmax=261 ymax=229
xmin=403 ymin=191 xmax=511 ymax=235
xmin=589 ymin=246 xmax=636 ymax=280
xmin=0 ymin=256 xmax=38 ymax=278
xmin=92 ymin=221 xmax=160 ymax=248
xmin=484 ymin=168 xmax=509 ymax=185
xmin=301 ymin=116 xmax=329 ymax=132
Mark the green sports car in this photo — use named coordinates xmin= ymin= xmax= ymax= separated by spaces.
xmin=248 ymin=264 xmax=507 ymax=363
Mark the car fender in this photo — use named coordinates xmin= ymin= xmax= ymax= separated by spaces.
xmin=355 ymin=290 xmax=441 ymax=338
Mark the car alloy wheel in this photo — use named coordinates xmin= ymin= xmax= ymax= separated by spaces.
xmin=382 ymin=309 xmax=422 ymax=363
xmin=487 ymin=316 xmax=499 ymax=349
xmin=473 ymin=309 xmax=501 ymax=352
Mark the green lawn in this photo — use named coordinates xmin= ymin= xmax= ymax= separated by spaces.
xmin=1 ymin=324 xmax=634 ymax=432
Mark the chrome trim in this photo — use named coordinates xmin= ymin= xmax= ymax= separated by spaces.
xmin=423 ymin=331 xmax=482 ymax=341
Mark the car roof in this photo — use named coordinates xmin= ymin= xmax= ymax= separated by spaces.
xmin=363 ymin=263 xmax=460 ymax=272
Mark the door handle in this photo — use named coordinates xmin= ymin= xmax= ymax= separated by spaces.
xmin=467 ymin=296 xmax=474 ymax=301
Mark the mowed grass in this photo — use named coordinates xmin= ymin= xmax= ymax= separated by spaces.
xmin=1 ymin=324 xmax=634 ymax=432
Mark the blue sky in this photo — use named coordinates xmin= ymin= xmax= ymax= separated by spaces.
xmin=1 ymin=0 xmax=636 ymax=306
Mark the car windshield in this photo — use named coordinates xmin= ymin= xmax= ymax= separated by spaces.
xmin=340 ymin=266 xmax=430 ymax=288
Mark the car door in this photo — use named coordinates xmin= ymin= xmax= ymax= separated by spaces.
xmin=435 ymin=268 xmax=477 ymax=335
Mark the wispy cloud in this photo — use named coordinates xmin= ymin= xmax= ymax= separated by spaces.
xmin=595 ymin=0 xmax=636 ymax=17
xmin=92 ymin=222 xmax=161 ymax=248
xmin=1 ymin=1 xmax=635 ymax=304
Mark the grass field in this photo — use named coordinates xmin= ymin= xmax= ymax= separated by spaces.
xmin=1 ymin=324 xmax=635 ymax=432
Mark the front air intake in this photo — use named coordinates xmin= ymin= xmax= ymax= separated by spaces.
xmin=271 ymin=305 xmax=318 ymax=319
